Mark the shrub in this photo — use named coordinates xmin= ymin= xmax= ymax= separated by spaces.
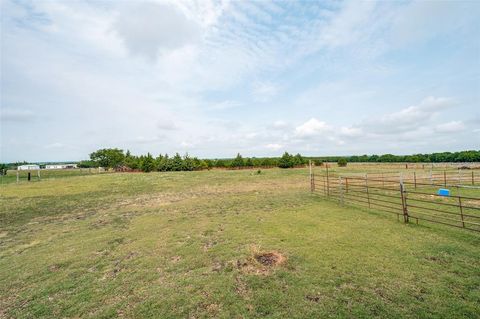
xmin=338 ymin=158 xmax=348 ymax=167
xmin=231 ymin=153 xmax=245 ymax=168
xmin=278 ymin=152 xmax=294 ymax=168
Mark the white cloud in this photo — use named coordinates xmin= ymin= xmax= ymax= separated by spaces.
xmin=114 ymin=2 xmax=201 ymax=60
xmin=363 ymin=96 xmax=455 ymax=134
xmin=271 ymin=120 xmax=288 ymax=129
xmin=339 ymin=126 xmax=363 ymax=137
xmin=435 ymin=121 xmax=465 ymax=133
xmin=157 ymin=120 xmax=177 ymax=131
xmin=252 ymin=81 xmax=278 ymax=102
xmin=295 ymin=118 xmax=331 ymax=138
xmin=265 ymin=143 xmax=283 ymax=150
xmin=209 ymin=100 xmax=242 ymax=110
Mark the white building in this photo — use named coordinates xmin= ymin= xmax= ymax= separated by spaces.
xmin=45 ymin=164 xmax=78 ymax=169
xmin=17 ymin=164 xmax=40 ymax=170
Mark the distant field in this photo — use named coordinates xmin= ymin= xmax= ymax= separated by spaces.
xmin=1 ymin=168 xmax=108 ymax=185
xmin=1 ymin=167 xmax=479 ymax=318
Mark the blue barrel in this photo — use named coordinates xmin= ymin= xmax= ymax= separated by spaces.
xmin=438 ymin=189 xmax=450 ymax=196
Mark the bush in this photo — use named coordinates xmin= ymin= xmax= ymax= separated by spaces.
xmin=278 ymin=152 xmax=294 ymax=168
xmin=313 ymin=159 xmax=323 ymax=166
xmin=338 ymin=158 xmax=348 ymax=167
xmin=231 ymin=153 xmax=245 ymax=168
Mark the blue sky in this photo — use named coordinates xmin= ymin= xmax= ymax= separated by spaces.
xmin=1 ymin=0 xmax=479 ymax=162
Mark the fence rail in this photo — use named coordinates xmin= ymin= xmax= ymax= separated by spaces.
xmin=310 ymin=163 xmax=480 ymax=233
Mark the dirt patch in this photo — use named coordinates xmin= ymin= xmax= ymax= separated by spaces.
xmin=48 ymin=264 xmax=60 ymax=272
xmin=171 ymin=256 xmax=181 ymax=263
xmin=235 ymin=250 xmax=287 ymax=275
xmin=305 ymin=294 xmax=321 ymax=303
xmin=254 ymin=252 xmax=286 ymax=266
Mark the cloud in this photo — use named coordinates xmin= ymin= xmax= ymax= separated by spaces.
xmin=157 ymin=120 xmax=177 ymax=130
xmin=435 ymin=121 xmax=465 ymax=133
xmin=252 ymin=81 xmax=278 ymax=102
xmin=265 ymin=143 xmax=283 ymax=150
xmin=209 ymin=100 xmax=242 ymax=110
xmin=363 ymin=96 xmax=455 ymax=134
xmin=271 ymin=120 xmax=288 ymax=129
xmin=339 ymin=126 xmax=363 ymax=137
xmin=295 ymin=118 xmax=331 ymax=138
xmin=1 ymin=109 xmax=37 ymax=122
xmin=114 ymin=2 xmax=201 ymax=60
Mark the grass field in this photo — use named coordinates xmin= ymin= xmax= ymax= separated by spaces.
xmin=1 ymin=168 xmax=479 ymax=318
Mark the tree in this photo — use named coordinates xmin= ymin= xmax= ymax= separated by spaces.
xmin=0 ymin=163 xmax=7 ymax=176
xmin=78 ymin=160 xmax=99 ymax=168
xmin=90 ymin=148 xmax=125 ymax=169
xmin=293 ymin=153 xmax=305 ymax=166
xmin=337 ymin=158 xmax=347 ymax=167
xmin=278 ymin=152 xmax=294 ymax=168
xmin=140 ymin=153 xmax=155 ymax=172
xmin=171 ymin=153 xmax=184 ymax=171
xmin=245 ymin=158 xmax=254 ymax=167
xmin=204 ymin=159 xmax=214 ymax=170
xmin=125 ymin=150 xmax=140 ymax=169
xmin=231 ymin=153 xmax=245 ymax=168
xmin=183 ymin=154 xmax=194 ymax=171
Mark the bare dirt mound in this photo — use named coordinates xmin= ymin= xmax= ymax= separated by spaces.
xmin=254 ymin=252 xmax=286 ymax=266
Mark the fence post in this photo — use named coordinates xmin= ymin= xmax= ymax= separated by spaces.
xmin=414 ymin=171 xmax=417 ymax=189
xmin=400 ymin=182 xmax=409 ymax=223
xmin=472 ymin=171 xmax=475 ymax=186
xmin=345 ymin=177 xmax=349 ymax=193
xmin=322 ymin=173 xmax=326 ymax=196
xmin=37 ymin=169 xmax=41 ymax=180
xmin=326 ymin=163 xmax=330 ymax=197
xmin=443 ymin=171 xmax=447 ymax=187
xmin=365 ymin=173 xmax=371 ymax=208
xmin=458 ymin=197 xmax=465 ymax=228
xmin=309 ymin=160 xmax=313 ymax=193
xmin=16 ymin=170 xmax=19 ymax=184
xmin=339 ymin=177 xmax=344 ymax=205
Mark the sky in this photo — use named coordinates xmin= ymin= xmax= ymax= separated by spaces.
xmin=0 ymin=0 xmax=479 ymax=162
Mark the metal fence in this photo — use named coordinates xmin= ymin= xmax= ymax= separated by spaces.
xmin=310 ymin=164 xmax=480 ymax=233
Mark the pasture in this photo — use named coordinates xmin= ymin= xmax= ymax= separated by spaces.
xmin=1 ymin=167 xmax=479 ymax=318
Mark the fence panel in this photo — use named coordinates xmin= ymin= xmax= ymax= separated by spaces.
xmin=310 ymin=164 xmax=480 ymax=233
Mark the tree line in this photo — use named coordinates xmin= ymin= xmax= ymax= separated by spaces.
xmin=2 ymin=150 xmax=479 ymax=174
xmin=79 ymin=149 xmax=309 ymax=171
xmin=313 ymin=150 xmax=480 ymax=164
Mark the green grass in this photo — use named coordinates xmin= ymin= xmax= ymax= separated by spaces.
xmin=0 ymin=169 xmax=109 ymax=185
xmin=1 ymin=168 xmax=479 ymax=318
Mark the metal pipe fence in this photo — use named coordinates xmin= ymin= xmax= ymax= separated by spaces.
xmin=310 ymin=165 xmax=480 ymax=233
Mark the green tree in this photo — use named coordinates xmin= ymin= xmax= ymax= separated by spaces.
xmin=171 ymin=153 xmax=184 ymax=171
xmin=125 ymin=150 xmax=140 ymax=169
xmin=293 ymin=153 xmax=305 ymax=166
xmin=140 ymin=153 xmax=155 ymax=172
xmin=77 ymin=160 xmax=98 ymax=168
xmin=337 ymin=158 xmax=347 ymax=167
xmin=278 ymin=152 xmax=294 ymax=168
xmin=0 ymin=163 xmax=8 ymax=176
xmin=231 ymin=153 xmax=245 ymax=168
xmin=245 ymin=158 xmax=254 ymax=167
xmin=90 ymin=148 xmax=125 ymax=169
